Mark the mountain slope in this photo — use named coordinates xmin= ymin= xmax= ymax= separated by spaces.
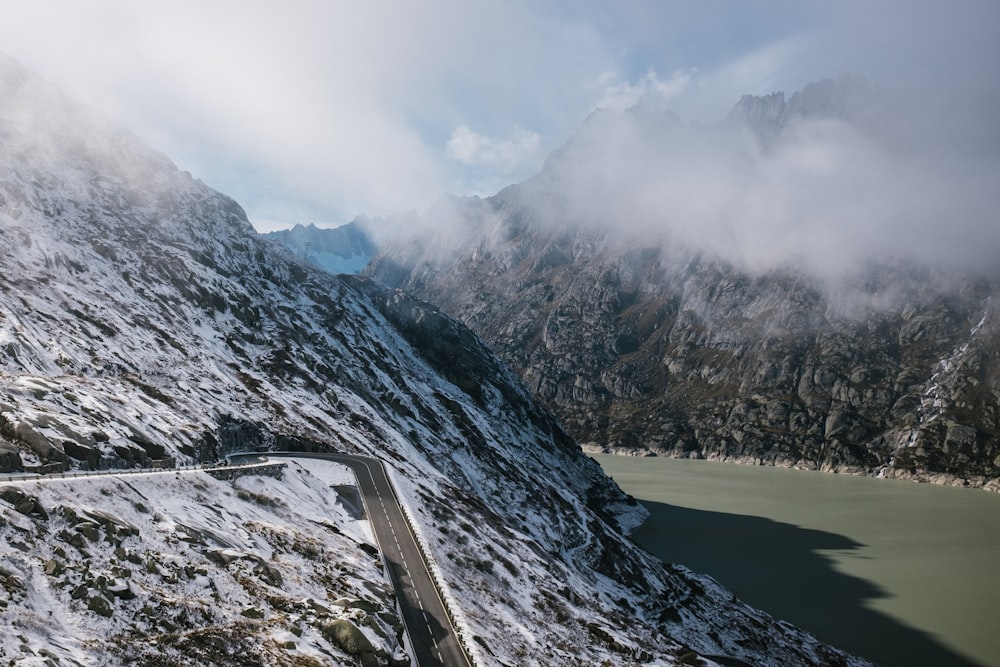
xmin=365 ymin=77 xmax=1000 ymax=489
xmin=0 ymin=56 xmax=867 ymax=665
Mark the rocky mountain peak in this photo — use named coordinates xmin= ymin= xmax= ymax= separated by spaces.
xmin=261 ymin=218 xmax=377 ymax=274
xmin=724 ymin=73 xmax=883 ymax=146
xmin=784 ymin=72 xmax=875 ymax=121
xmin=730 ymin=73 xmax=876 ymax=123
xmin=728 ymin=90 xmax=786 ymax=125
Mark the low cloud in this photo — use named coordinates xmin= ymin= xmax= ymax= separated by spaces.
xmin=534 ymin=91 xmax=1000 ymax=278
xmin=594 ymin=68 xmax=693 ymax=112
xmin=446 ymin=125 xmax=540 ymax=172
xmin=0 ymin=0 xmax=996 ymax=236
xmin=0 ymin=0 xmax=606 ymax=229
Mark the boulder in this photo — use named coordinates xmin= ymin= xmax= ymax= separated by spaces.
xmin=253 ymin=561 xmax=283 ymax=586
xmin=108 ymin=579 xmax=137 ymax=600
xmin=43 ymin=559 xmax=65 ymax=576
xmin=14 ymin=422 xmax=65 ymax=464
xmin=82 ymin=509 xmax=140 ymax=537
xmin=0 ymin=487 xmax=48 ymax=520
xmin=323 ymin=619 xmax=376 ymax=666
xmin=944 ymin=423 xmax=977 ymax=453
xmin=87 ymin=595 xmax=113 ymax=617
xmin=0 ymin=442 xmax=22 ymax=473
xmin=62 ymin=439 xmax=99 ymax=467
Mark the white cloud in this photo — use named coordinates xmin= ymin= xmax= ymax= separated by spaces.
xmin=540 ymin=104 xmax=1000 ymax=277
xmin=678 ymin=37 xmax=812 ymax=119
xmin=0 ymin=0 xmax=597 ymax=226
xmin=446 ymin=126 xmax=540 ymax=172
xmin=0 ymin=0 xmax=996 ymax=233
xmin=0 ymin=1 xmax=458 ymax=226
xmin=594 ymin=68 xmax=693 ymax=112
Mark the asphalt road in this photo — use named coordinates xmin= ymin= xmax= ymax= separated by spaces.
xmin=265 ymin=452 xmax=471 ymax=667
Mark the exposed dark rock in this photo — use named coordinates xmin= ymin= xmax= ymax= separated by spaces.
xmin=82 ymin=508 xmax=139 ymax=537
xmin=128 ymin=430 xmax=166 ymax=459
xmin=43 ymin=559 xmax=64 ymax=576
xmin=323 ymin=618 xmax=376 ymax=666
xmin=0 ymin=487 xmax=48 ymax=520
xmin=14 ymin=422 xmax=65 ymax=465
xmin=75 ymin=521 xmax=101 ymax=542
xmin=62 ymin=439 xmax=99 ymax=468
xmin=0 ymin=442 xmax=22 ymax=472
xmin=87 ymin=595 xmax=113 ymax=617
xmin=252 ymin=562 xmax=282 ymax=587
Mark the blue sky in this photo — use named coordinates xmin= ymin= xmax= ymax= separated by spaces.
xmin=1 ymin=1 xmax=997 ymax=231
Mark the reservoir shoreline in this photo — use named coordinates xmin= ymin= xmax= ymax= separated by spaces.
xmin=582 ymin=444 xmax=1000 ymax=493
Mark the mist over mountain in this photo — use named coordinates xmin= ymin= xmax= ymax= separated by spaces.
xmin=0 ymin=55 xmax=873 ymax=665
xmin=513 ymin=74 xmax=1000 ymax=278
xmin=367 ymin=76 xmax=1000 ymax=488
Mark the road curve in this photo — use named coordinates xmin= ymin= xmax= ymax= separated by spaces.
xmin=263 ymin=452 xmax=472 ymax=667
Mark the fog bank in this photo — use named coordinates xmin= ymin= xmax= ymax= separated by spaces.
xmin=519 ymin=81 xmax=1000 ymax=279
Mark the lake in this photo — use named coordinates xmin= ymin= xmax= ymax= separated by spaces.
xmin=592 ymin=454 xmax=1000 ymax=667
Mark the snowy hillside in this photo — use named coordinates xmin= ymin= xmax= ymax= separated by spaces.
xmin=0 ymin=55 xmax=868 ymax=666
xmin=1 ymin=460 xmax=410 ymax=665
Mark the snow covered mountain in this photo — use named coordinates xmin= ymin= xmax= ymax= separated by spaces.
xmin=0 ymin=56 xmax=867 ymax=665
xmin=262 ymin=220 xmax=377 ymax=275
xmin=366 ymin=76 xmax=1000 ymax=489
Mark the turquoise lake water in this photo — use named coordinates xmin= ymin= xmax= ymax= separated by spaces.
xmin=593 ymin=454 xmax=1000 ymax=667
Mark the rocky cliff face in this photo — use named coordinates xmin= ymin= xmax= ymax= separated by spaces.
xmin=366 ymin=78 xmax=1000 ymax=489
xmin=0 ymin=56 xmax=866 ymax=665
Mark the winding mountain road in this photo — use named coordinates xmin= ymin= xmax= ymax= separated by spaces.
xmin=264 ymin=452 xmax=472 ymax=667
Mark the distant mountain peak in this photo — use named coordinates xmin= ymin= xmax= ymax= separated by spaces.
xmin=727 ymin=90 xmax=786 ymax=126
xmin=726 ymin=73 xmax=880 ymax=138
xmin=262 ymin=218 xmax=377 ymax=275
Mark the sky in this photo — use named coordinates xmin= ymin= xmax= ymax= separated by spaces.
xmin=0 ymin=1 xmax=997 ymax=232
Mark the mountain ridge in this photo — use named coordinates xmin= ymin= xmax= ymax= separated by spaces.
xmin=365 ymin=76 xmax=1000 ymax=491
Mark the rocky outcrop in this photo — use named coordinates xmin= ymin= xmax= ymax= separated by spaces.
xmin=0 ymin=442 xmax=21 ymax=472
xmin=14 ymin=422 xmax=65 ymax=466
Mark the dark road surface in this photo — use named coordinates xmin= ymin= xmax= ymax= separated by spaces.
xmin=263 ymin=452 xmax=472 ymax=667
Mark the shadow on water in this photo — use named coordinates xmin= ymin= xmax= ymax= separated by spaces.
xmin=634 ymin=500 xmax=983 ymax=667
